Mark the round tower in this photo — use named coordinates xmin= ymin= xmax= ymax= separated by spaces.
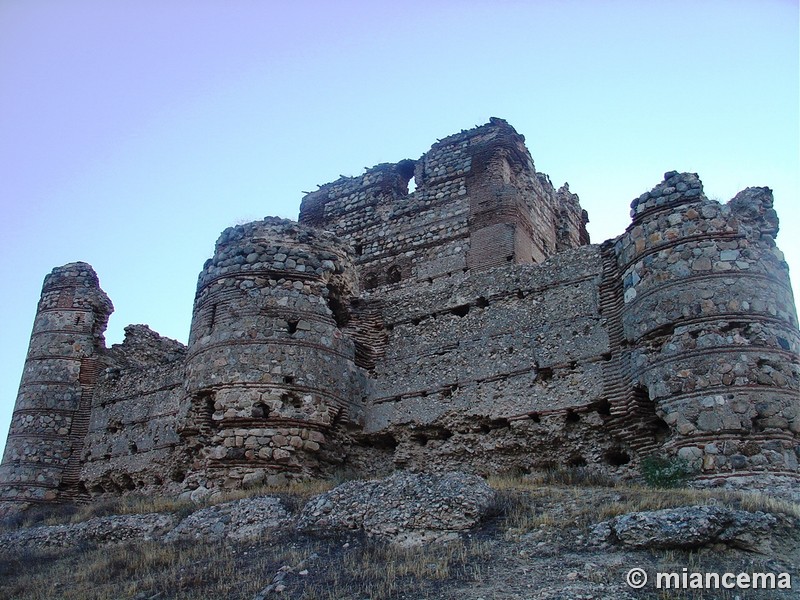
xmin=182 ymin=218 xmax=364 ymax=490
xmin=0 ymin=262 xmax=113 ymax=504
xmin=617 ymin=172 xmax=800 ymax=485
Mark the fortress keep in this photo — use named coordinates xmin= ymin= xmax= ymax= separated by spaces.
xmin=2 ymin=118 xmax=798 ymax=506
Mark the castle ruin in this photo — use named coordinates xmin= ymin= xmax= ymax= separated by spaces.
xmin=2 ymin=118 xmax=798 ymax=506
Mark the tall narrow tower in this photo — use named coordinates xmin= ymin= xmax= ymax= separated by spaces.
xmin=0 ymin=262 xmax=112 ymax=504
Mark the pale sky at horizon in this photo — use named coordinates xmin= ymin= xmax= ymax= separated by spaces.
xmin=1 ymin=0 xmax=798 ymax=448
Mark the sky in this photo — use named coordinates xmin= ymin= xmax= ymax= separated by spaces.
xmin=0 ymin=0 xmax=798 ymax=449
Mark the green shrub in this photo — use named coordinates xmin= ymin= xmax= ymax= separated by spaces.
xmin=640 ymin=455 xmax=695 ymax=488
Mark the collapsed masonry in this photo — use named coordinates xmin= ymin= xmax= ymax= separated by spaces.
xmin=2 ymin=118 xmax=798 ymax=506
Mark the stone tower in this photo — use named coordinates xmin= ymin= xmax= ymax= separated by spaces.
xmin=181 ymin=218 xmax=366 ymax=490
xmin=0 ymin=263 xmax=112 ymax=503
xmin=618 ymin=172 xmax=800 ymax=483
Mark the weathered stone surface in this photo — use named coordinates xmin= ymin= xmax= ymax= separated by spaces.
xmin=1 ymin=118 xmax=798 ymax=508
xmin=165 ymin=496 xmax=291 ymax=542
xmin=594 ymin=505 xmax=785 ymax=552
xmin=297 ymin=471 xmax=496 ymax=544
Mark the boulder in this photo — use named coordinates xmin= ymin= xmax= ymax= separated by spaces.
xmin=594 ymin=505 xmax=785 ymax=553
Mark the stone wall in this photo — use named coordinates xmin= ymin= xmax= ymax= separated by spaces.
xmin=619 ymin=173 xmax=800 ymax=483
xmin=0 ymin=263 xmax=112 ymax=503
xmin=298 ymin=118 xmax=589 ymax=291
xmin=79 ymin=325 xmax=188 ymax=497
xmin=181 ymin=218 xmax=366 ymax=490
xmin=1 ymin=119 xmax=797 ymax=505
xmin=353 ymin=245 xmax=627 ymax=475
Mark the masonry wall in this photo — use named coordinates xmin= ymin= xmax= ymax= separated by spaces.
xmin=352 ymin=246 xmax=638 ymax=475
xmin=298 ymin=118 xmax=589 ymax=291
xmin=80 ymin=325 xmax=188 ymax=497
xmin=2 ymin=120 xmax=798 ymax=508
xmin=0 ymin=263 xmax=112 ymax=504
xmin=619 ymin=173 xmax=800 ymax=483
xmin=181 ymin=218 xmax=366 ymax=491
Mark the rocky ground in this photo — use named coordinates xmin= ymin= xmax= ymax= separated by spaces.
xmin=0 ymin=473 xmax=797 ymax=599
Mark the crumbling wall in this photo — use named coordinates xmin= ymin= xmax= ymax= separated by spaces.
xmin=2 ymin=120 xmax=798 ymax=507
xmin=0 ymin=263 xmax=112 ymax=504
xmin=80 ymin=325 xmax=188 ymax=497
xmin=352 ymin=245 xmax=631 ymax=475
xmin=619 ymin=172 xmax=800 ymax=482
xmin=181 ymin=218 xmax=366 ymax=492
xmin=298 ymin=118 xmax=589 ymax=290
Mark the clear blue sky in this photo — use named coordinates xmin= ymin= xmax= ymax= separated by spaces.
xmin=1 ymin=0 xmax=798 ymax=447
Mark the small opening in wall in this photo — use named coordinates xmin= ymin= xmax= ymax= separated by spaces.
xmin=450 ymin=304 xmax=470 ymax=317
xmin=516 ymin=290 xmax=525 ymax=299
xmin=129 ymin=441 xmax=138 ymax=454
xmin=282 ymin=392 xmax=303 ymax=409
xmin=476 ymin=296 xmax=489 ymax=308
xmin=387 ymin=265 xmax=402 ymax=284
xmin=441 ymin=384 xmax=458 ymax=398
xmin=74 ymin=314 xmax=82 ymax=326
xmin=364 ymin=273 xmax=379 ymax=289
xmin=204 ymin=394 xmax=216 ymax=425
xmin=412 ymin=432 xmax=428 ymax=446
xmin=528 ymin=412 xmax=541 ymax=423
xmin=287 ymin=319 xmax=299 ymax=334
xmin=407 ymin=176 xmax=417 ymax=194
xmin=251 ymin=403 xmax=270 ymax=419
xmin=209 ymin=304 xmax=217 ymax=331
xmin=354 ymin=243 xmax=364 ymax=256
xmin=326 ymin=283 xmax=351 ymax=327
xmin=365 ymin=433 xmax=398 ymax=450
xmin=565 ymin=410 xmax=580 ymax=424
xmin=568 ymin=455 xmax=587 ymax=468
xmin=537 ymin=367 xmax=554 ymax=382
xmin=506 ymin=255 xmax=514 ymax=262
xmin=652 ymin=417 xmax=671 ymax=443
xmin=605 ymin=449 xmax=631 ymax=466
xmin=283 ymin=375 xmax=295 ymax=384
xmin=595 ymin=399 xmax=612 ymax=417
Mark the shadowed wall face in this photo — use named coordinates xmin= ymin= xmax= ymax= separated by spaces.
xmin=181 ymin=217 xmax=365 ymax=490
xmin=0 ymin=263 xmax=112 ymax=503
xmin=1 ymin=121 xmax=798 ymax=506
xmin=619 ymin=175 xmax=800 ymax=479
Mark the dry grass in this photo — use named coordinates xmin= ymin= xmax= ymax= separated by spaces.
xmin=0 ymin=532 xmax=495 ymax=600
xmin=1 ymin=472 xmax=796 ymax=599
xmin=488 ymin=473 xmax=800 ymax=536
xmin=0 ymin=478 xmax=339 ymax=532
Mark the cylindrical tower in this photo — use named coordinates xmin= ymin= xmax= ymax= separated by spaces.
xmin=181 ymin=218 xmax=365 ymax=490
xmin=617 ymin=172 xmax=800 ymax=484
xmin=0 ymin=262 xmax=113 ymax=504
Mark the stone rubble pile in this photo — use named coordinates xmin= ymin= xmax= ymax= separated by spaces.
xmin=297 ymin=471 xmax=497 ymax=545
xmin=0 ymin=512 xmax=177 ymax=549
xmin=164 ymin=495 xmax=291 ymax=543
